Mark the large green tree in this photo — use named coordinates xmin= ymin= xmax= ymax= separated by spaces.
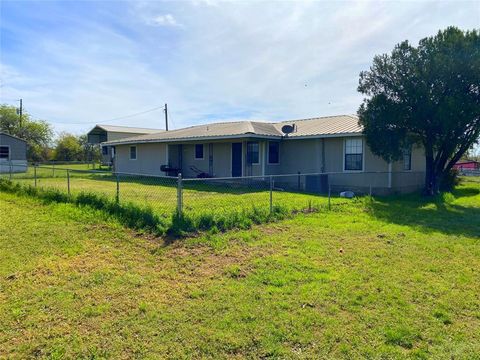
xmin=0 ymin=104 xmax=53 ymax=161
xmin=358 ymin=27 xmax=480 ymax=194
xmin=53 ymin=132 xmax=83 ymax=161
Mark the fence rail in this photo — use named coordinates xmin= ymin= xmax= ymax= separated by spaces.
xmin=1 ymin=164 xmax=428 ymax=231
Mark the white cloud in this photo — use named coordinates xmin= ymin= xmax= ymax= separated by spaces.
xmin=149 ymin=14 xmax=181 ymax=27
xmin=1 ymin=0 xmax=479 ymax=138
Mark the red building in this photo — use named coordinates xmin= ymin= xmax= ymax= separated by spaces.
xmin=453 ymin=160 xmax=480 ymax=170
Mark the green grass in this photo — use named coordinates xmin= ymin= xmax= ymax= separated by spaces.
xmin=6 ymin=167 xmax=346 ymax=227
xmin=0 ymin=179 xmax=479 ymax=358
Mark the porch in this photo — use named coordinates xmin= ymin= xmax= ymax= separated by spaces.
xmin=164 ymin=139 xmax=274 ymax=179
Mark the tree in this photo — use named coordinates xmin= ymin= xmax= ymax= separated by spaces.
xmin=357 ymin=27 xmax=480 ymax=195
xmin=78 ymin=134 xmax=101 ymax=163
xmin=0 ymin=104 xmax=53 ymax=161
xmin=53 ymin=132 xmax=83 ymax=161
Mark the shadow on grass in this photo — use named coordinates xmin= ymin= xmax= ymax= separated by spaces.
xmin=369 ymin=186 xmax=480 ymax=238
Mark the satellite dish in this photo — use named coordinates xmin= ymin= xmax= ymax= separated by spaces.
xmin=281 ymin=124 xmax=295 ymax=135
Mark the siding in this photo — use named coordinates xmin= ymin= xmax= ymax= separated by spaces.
xmin=0 ymin=133 xmax=27 ymax=161
xmin=114 ymin=143 xmax=167 ymax=175
xmin=112 ymin=135 xmax=426 ymax=194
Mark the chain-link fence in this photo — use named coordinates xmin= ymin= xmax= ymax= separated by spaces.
xmin=1 ymin=163 xmax=426 ymax=219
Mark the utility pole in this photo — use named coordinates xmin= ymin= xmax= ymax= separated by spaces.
xmin=164 ymin=103 xmax=169 ymax=131
xmin=18 ymin=99 xmax=23 ymax=128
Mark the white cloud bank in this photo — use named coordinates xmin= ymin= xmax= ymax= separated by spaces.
xmin=0 ymin=0 xmax=478 ymax=136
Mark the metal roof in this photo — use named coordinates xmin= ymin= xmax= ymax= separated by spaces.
xmin=103 ymin=115 xmax=362 ymax=145
xmin=90 ymin=124 xmax=163 ymax=134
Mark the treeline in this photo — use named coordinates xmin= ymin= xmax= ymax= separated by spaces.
xmin=0 ymin=104 xmax=100 ymax=162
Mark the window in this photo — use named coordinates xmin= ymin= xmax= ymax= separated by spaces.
xmin=0 ymin=146 xmax=9 ymax=160
xmin=129 ymin=146 xmax=137 ymax=160
xmin=344 ymin=138 xmax=363 ymax=171
xmin=403 ymin=146 xmax=412 ymax=171
xmin=102 ymin=146 xmax=109 ymax=155
xmin=268 ymin=142 xmax=279 ymax=164
xmin=195 ymin=144 xmax=204 ymax=160
xmin=246 ymin=142 xmax=259 ymax=164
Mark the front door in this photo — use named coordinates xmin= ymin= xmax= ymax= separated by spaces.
xmin=231 ymin=143 xmax=242 ymax=177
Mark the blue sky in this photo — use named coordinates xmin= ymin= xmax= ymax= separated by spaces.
xmin=1 ymin=0 xmax=479 ymax=137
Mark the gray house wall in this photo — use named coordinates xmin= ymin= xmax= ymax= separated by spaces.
xmin=0 ymin=133 xmax=28 ymax=173
xmin=111 ymin=135 xmax=426 ymax=194
xmin=115 ymin=143 xmax=167 ymax=175
xmin=0 ymin=133 xmax=27 ymax=161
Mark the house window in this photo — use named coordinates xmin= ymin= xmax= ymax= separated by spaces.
xmin=403 ymin=146 xmax=412 ymax=171
xmin=0 ymin=146 xmax=9 ymax=160
xmin=247 ymin=142 xmax=259 ymax=165
xmin=268 ymin=141 xmax=279 ymax=164
xmin=195 ymin=144 xmax=204 ymax=160
xmin=102 ymin=146 xmax=109 ymax=155
xmin=345 ymin=138 xmax=363 ymax=171
xmin=129 ymin=146 xmax=137 ymax=160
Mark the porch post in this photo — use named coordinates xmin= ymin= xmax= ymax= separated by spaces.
xmin=388 ymin=162 xmax=392 ymax=188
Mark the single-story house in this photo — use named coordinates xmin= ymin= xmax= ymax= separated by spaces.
xmin=87 ymin=124 xmax=163 ymax=165
xmin=0 ymin=132 xmax=28 ymax=173
xmin=102 ymin=115 xmax=426 ymax=194
xmin=453 ymin=160 xmax=480 ymax=171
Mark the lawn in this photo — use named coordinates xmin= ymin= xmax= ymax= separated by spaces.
xmin=7 ymin=167 xmax=340 ymax=218
xmin=0 ymin=179 xmax=479 ymax=359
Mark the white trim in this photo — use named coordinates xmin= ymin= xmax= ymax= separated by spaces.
xmin=343 ymin=137 xmax=365 ymax=173
xmin=0 ymin=145 xmax=11 ymax=161
xmin=129 ymin=145 xmax=137 ymax=160
xmin=194 ymin=143 xmax=204 ymax=160
xmin=267 ymin=141 xmax=280 ymax=165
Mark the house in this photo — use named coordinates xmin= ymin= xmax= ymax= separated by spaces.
xmin=87 ymin=124 xmax=163 ymax=165
xmin=102 ymin=115 xmax=426 ymax=194
xmin=453 ymin=160 xmax=480 ymax=171
xmin=0 ymin=132 xmax=28 ymax=173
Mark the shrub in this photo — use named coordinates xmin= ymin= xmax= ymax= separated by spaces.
xmin=440 ymin=169 xmax=460 ymax=191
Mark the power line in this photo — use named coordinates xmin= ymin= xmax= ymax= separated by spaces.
xmin=30 ymin=105 xmax=166 ymax=126
xmin=25 ymin=106 xmax=164 ymax=125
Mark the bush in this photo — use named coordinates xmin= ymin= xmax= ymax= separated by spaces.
xmin=440 ymin=169 xmax=460 ymax=191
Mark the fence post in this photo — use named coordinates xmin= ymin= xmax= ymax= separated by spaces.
xmin=34 ymin=164 xmax=37 ymax=187
xmin=177 ymin=173 xmax=183 ymax=215
xmin=67 ymin=169 xmax=71 ymax=196
xmin=328 ymin=184 xmax=331 ymax=211
xmin=269 ymin=176 xmax=273 ymax=214
xmin=9 ymin=161 xmax=12 ymax=180
xmin=297 ymin=171 xmax=301 ymax=190
xmin=52 ymin=162 xmax=55 ymax=177
xmin=115 ymin=173 xmax=120 ymax=204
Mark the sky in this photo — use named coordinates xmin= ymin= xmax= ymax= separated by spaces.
xmin=0 ymin=0 xmax=479 ymax=137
